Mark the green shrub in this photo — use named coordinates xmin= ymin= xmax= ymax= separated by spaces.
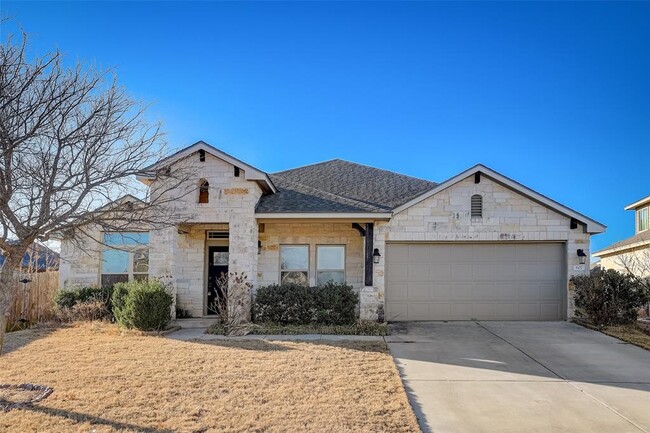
xmin=111 ymin=283 xmax=131 ymax=326
xmin=573 ymin=268 xmax=649 ymax=326
xmin=55 ymin=286 xmax=114 ymax=311
xmin=111 ymin=280 xmax=173 ymax=331
xmin=55 ymin=286 xmax=114 ymax=323
xmin=313 ymin=282 xmax=358 ymax=325
xmin=253 ymin=283 xmax=316 ymax=324
xmin=253 ymin=282 xmax=358 ymax=325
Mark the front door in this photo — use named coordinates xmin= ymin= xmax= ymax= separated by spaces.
xmin=207 ymin=246 xmax=229 ymax=316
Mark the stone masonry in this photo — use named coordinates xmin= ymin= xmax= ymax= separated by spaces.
xmin=149 ymin=153 xmax=262 ymax=318
xmin=371 ymin=175 xmax=590 ymax=320
xmin=59 ymin=154 xmax=593 ymax=322
xmin=257 ymin=222 xmax=364 ymax=289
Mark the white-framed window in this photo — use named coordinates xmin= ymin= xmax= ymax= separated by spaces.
xmin=639 ymin=207 xmax=649 ymax=233
xmin=279 ymin=245 xmax=309 ymax=286
xmin=101 ymin=232 xmax=149 ymax=287
xmin=316 ymin=245 xmax=345 ymax=286
xmin=471 ymin=194 xmax=483 ymax=219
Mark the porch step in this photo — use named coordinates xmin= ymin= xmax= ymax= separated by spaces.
xmin=173 ymin=318 xmax=220 ymax=329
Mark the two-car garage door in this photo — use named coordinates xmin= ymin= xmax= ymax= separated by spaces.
xmin=385 ymin=243 xmax=565 ymax=321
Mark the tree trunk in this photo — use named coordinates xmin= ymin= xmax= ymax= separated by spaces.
xmin=0 ymin=314 xmax=7 ymax=356
xmin=0 ymin=247 xmax=28 ymax=356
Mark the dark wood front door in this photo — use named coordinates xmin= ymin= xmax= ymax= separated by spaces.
xmin=207 ymin=246 xmax=229 ymax=316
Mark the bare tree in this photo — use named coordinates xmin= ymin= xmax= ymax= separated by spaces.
xmin=208 ymin=272 xmax=253 ymax=336
xmin=0 ymin=31 xmax=192 ymax=354
xmin=615 ymin=247 xmax=650 ymax=316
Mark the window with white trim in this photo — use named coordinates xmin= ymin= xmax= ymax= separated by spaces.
xmin=280 ymin=245 xmax=309 ymax=286
xmin=316 ymin=245 xmax=345 ymax=286
xmin=471 ymin=194 xmax=483 ymax=218
xmin=639 ymin=207 xmax=649 ymax=232
xmin=101 ymin=232 xmax=149 ymax=287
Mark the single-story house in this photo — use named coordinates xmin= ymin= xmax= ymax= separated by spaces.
xmin=593 ymin=195 xmax=649 ymax=276
xmin=59 ymin=141 xmax=605 ymax=321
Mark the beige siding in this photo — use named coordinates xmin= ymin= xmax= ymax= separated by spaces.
xmin=599 ymin=247 xmax=650 ymax=278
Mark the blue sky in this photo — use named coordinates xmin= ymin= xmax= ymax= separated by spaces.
xmin=2 ymin=1 xmax=648 ymax=254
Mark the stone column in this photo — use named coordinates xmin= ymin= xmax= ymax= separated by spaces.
xmin=228 ymin=217 xmax=258 ymax=321
xmin=149 ymin=226 xmax=178 ymax=318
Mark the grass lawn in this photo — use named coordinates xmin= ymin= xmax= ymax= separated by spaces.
xmin=574 ymin=319 xmax=650 ymax=351
xmin=0 ymin=323 xmax=419 ymax=433
xmin=208 ymin=321 xmax=390 ymax=336
xmin=595 ymin=324 xmax=650 ymax=350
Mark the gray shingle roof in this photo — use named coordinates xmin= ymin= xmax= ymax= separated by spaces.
xmin=256 ymin=159 xmax=437 ymax=213
xmin=595 ymin=231 xmax=650 ymax=255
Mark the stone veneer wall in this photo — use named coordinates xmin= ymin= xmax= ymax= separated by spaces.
xmin=59 ymin=227 xmax=104 ymax=289
xmin=60 ymin=152 xmax=263 ymax=319
xmin=60 ymin=164 xmax=594 ymax=322
xmin=149 ymin=153 xmax=263 ymax=318
xmin=368 ymin=175 xmax=591 ymax=321
xmin=257 ymin=222 xmax=364 ymax=290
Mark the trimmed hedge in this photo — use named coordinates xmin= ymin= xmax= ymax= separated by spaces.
xmin=111 ymin=280 xmax=173 ymax=331
xmin=253 ymin=282 xmax=358 ymax=325
xmin=573 ymin=268 xmax=649 ymax=326
xmin=314 ymin=281 xmax=358 ymax=325
xmin=55 ymin=286 xmax=114 ymax=311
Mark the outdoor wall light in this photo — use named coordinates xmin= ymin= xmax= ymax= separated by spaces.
xmin=576 ymin=249 xmax=587 ymax=265
xmin=373 ymin=248 xmax=381 ymax=264
xmin=258 ymin=241 xmax=262 ymax=255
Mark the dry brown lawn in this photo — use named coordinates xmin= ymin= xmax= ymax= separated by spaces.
xmin=0 ymin=323 xmax=419 ymax=433
xmin=599 ymin=324 xmax=650 ymax=351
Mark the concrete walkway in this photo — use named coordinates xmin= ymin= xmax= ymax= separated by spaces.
xmin=388 ymin=321 xmax=650 ymax=433
xmin=166 ymin=327 xmax=385 ymax=342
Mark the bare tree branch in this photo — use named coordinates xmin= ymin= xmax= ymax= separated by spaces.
xmin=0 ymin=30 xmax=195 ymax=354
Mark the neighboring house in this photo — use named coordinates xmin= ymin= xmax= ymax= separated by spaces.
xmin=593 ymin=195 xmax=650 ymax=276
xmin=0 ymin=242 xmax=60 ymax=272
xmin=59 ymin=141 xmax=605 ymax=321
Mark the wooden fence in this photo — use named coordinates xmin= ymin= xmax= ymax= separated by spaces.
xmin=6 ymin=271 xmax=59 ymax=331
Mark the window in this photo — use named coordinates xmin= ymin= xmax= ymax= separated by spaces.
xmin=639 ymin=207 xmax=649 ymax=232
xmin=471 ymin=194 xmax=483 ymax=218
xmin=280 ymin=245 xmax=309 ymax=286
xmin=316 ymin=245 xmax=345 ymax=286
xmin=207 ymin=231 xmax=228 ymax=239
xmin=101 ymin=232 xmax=149 ymax=287
xmin=198 ymin=180 xmax=209 ymax=203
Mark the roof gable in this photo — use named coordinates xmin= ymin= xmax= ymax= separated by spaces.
xmin=625 ymin=195 xmax=650 ymax=211
xmin=393 ymin=164 xmax=606 ymax=234
xmin=137 ymin=141 xmax=276 ymax=193
xmin=593 ymin=232 xmax=650 ymax=257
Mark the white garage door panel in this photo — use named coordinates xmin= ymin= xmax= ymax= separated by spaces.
xmin=386 ymin=243 xmax=565 ymax=321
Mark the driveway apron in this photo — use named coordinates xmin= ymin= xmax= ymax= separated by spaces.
xmin=388 ymin=321 xmax=650 ymax=433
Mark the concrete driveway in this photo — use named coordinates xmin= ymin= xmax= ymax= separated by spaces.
xmin=388 ymin=321 xmax=650 ymax=433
